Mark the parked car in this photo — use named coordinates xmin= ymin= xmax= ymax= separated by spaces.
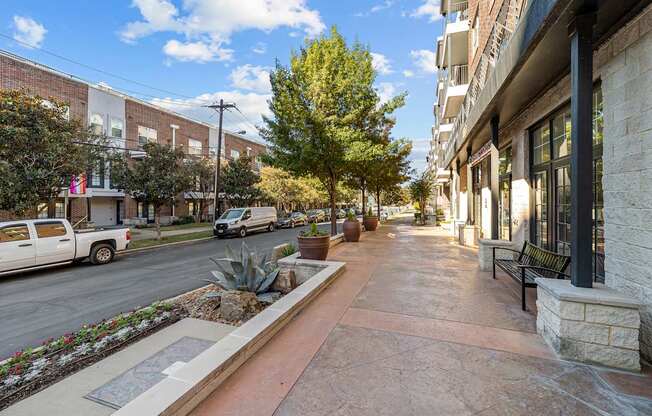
xmin=277 ymin=211 xmax=308 ymax=228
xmin=214 ymin=207 xmax=277 ymax=238
xmin=320 ymin=208 xmax=331 ymax=222
xmin=336 ymin=209 xmax=347 ymax=219
xmin=306 ymin=209 xmax=326 ymax=223
xmin=0 ymin=219 xmax=130 ymax=275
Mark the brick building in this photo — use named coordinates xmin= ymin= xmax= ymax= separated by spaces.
xmin=0 ymin=51 xmax=267 ymax=226
xmin=428 ymin=0 xmax=652 ymax=370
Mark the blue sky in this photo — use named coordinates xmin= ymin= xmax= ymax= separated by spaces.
xmin=1 ymin=0 xmax=442 ymax=173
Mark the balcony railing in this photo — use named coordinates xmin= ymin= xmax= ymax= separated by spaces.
xmin=445 ymin=1 xmax=469 ymax=24
xmin=443 ymin=0 xmax=525 ymax=166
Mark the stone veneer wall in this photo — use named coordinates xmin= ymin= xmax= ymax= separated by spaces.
xmin=598 ymin=7 xmax=652 ymax=362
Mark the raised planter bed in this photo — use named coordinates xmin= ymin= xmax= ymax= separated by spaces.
xmin=113 ymin=255 xmax=346 ymax=416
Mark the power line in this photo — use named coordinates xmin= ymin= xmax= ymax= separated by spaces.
xmin=0 ymin=34 xmax=205 ymax=101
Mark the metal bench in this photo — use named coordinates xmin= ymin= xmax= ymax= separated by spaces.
xmin=493 ymin=242 xmax=571 ymax=311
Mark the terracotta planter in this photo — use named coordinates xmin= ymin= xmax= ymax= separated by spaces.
xmin=363 ymin=216 xmax=379 ymax=231
xmin=342 ymin=219 xmax=361 ymax=242
xmin=298 ymin=235 xmax=330 ymax=260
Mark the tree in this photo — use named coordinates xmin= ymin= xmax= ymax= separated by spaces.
xmin=382 ymin=185 xmax=410 ymax=207
xmin=0 ymin=90 xmax=106 ymax=217
xmin=262 ymin=27 xmax=384 ymax=235
xmin=185 ymin=158 xmax=215 ymax=222
xmin=368 ymin=139 xmax=412 ymax=219
xmin=409 ymin=172 xmax=433 ymax=225
xmin=221 ymin=156 xmax=262 ymax=208
xmin=110 ymin=143 xmax=191 ymax=240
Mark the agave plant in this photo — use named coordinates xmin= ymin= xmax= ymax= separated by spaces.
xmin=205 ymin=242 xmax=280 ymax=295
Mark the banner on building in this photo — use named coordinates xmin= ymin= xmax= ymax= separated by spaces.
xmin=69 ymin=174 xmax=87 ymax=196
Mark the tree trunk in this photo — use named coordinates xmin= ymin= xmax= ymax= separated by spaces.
xmin=361 ymin=179 xmax=366 ymax=218
xmin=155 ymin=206 xmax=162 ymax=240
xmin=329 ymin=173 xmax=337 ymax=236
xmin=420 ymin=198 xmax=426 ymax=225
xmin=376 ymin=186 xmax=381 ymax=220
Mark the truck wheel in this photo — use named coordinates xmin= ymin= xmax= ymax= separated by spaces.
xmin=90 ymin=244 xmax=114 ymax=265
xmin=268 ymin=222 xmax=275 ymax=232
xmin=239 ymin=227 xmax=247 ymax=238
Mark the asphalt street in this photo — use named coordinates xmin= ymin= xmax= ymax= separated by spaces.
xmin=0 ymin=221 xmax=341 ymax=359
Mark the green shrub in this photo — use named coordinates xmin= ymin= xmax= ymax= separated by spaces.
xmin=172 ymin=215 xmax=195 ymax=225
xmin=300 ymin=222 xmax=328 ymax=237
xmin=281 ymin=243 xmax=297 ymax=257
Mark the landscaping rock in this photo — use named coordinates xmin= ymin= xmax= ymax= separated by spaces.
xmin=219 ymin=290 xmax=262 ymax=322
xmin=257 ymin=291 xmax=282 ymax=305
xmin=272 ymin=269 xmax=297 ymax=294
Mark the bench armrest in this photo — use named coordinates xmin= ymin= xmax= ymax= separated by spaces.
xmin=492 ymin=246 xmax=522 ymax=261
xmin=516 ymin=264 xmax=570 ymax=279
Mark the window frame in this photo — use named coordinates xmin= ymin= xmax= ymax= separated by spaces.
xmin=90 ymin=113 xmax=104 ymax=135
xmin=34 ymin=220 xmax=68 ymax=239
xmin=110 ymin=117 xmax=124 ymax=138
xmin=0 ymin=223 xmax=31 ymax=243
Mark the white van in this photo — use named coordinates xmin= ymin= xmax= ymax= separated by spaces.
xmin=213 ymin=207 xmax=277 ymax=238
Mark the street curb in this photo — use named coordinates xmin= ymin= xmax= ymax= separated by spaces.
xmin=119 ymin=236 xmax=215 ymax=256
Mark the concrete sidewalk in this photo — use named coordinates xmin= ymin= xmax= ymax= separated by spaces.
xmin=190 ymin=215 xmax=652 ymax=416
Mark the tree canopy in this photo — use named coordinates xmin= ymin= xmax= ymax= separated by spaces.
xmin=110 ymin=142 xmax=191 ymax=239
xmin=261 ymin=26 xmax=405 ymax=234
xmin=409 ymin=171 xmax=433 ymax=225
xmin=220 ymin=156 xmax=262 ymax=208
xmin=0 ymin=90 xmax=106 ymax=217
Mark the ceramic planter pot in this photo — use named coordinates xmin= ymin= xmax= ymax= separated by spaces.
xmin=297 ymin=235 xmax=330 ymax=260
xmin=363 ymin=216 xmax=379 ymax=231
xmin=343 ymin=219 xmax=361 ymax=242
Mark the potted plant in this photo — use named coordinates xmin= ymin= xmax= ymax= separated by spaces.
xmin=343 ymin=210 xmax=361 ymax=242
xmin=363 ymin=206 xmax=379 ymax=231
xmin=297 ymin=223 xmax=331 ymax=260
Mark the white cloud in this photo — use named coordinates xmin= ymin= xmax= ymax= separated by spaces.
xmin=150 ymin=90 xmax=271 ymax=137
xmin=252 ymin=42 xmax=267 ymax=54
xmin=121 ymin=0 xmax=325 ymax=62
xmin=376 ymin=82 xmax=396 ymax=104
xmin=11 ymin=16 xmax=47 ymax=48
xmin=229 ymin=65 xmax=271 ymax=94
xmin=371 ymin=52 xmax=393 ymax=75
xmin=410 ymin=49 xmax=437 ymax=74
xmin=410 ymin=0 xmax=442 ymax=22
xmin=355 ymin=0 xmax=394 ymax=17
xmin=408 ymin=138 xmax=430 ymax=174
xmin=403 ymin=69 xmax=415 ymax=78
xmin=163 ymin=40 xmax=233 ymax=63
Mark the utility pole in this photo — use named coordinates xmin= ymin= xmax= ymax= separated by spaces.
xmin=204 ymin=99 xmax=236 ymax=220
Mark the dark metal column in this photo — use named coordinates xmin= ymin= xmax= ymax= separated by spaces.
xmin=490 ymin=116 xmax=500 ymax=240
xmin=569 ymin=13 xmax=595 ymax=288
xmin=466 ymin=145 xmax=473 ymax=225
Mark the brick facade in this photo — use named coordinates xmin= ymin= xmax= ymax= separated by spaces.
xmin=125 ymin=100 xmax=210 ymax=155
xmin=223 ymin=132 xmax=267 ymax=167
xmin=0 ymin=52 xmax=88 ymax=123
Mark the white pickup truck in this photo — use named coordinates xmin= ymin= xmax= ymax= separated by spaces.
xmin=0 ymin=219 xmax=130 ymax=276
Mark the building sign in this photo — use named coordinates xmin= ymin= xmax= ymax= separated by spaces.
xmin=469 ymin=141 xmax=491 ymax=166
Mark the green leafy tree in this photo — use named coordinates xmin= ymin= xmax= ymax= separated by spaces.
xmin=409 ymin=171 xmax=433 ymax=225
xmin=185 ymin=157 xmax=215 ymax=222
xmin=368 ymin=139 xmax=413 ymax=218
xmin=221 ymin=156 xmax=262 ymax=208
xmin=110 ymin=143 xmax=192 ymax=240
xmin=0 ymin=90 xmax=106 ymax=217
xmin=262 ymin=27 xmax=389 ymax=235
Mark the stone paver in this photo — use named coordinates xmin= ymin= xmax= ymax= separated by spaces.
xmin=191 ymin=215 xmax=652 ymax=416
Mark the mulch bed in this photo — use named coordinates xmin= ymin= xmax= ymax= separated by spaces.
xmin=0 ymin=304 xmax=186 ymax=411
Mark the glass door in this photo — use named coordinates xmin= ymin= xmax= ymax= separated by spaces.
xmin=533 ymin=171 xmax=548 ymax=250
xmin=555 ymin=165 xmax=571 ymax=256
xmin=499 ymin=176 xmax=511 ymax=240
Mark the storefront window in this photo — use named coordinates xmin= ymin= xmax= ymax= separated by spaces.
xmin=530 ymin=84 xmax=603 ymax=279
xmin=498 ymin=147 xmax=512 ymax=240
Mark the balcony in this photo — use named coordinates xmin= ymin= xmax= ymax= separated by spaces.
xmin=441 ymin=10 xmax=469 ymax=68
xmin=439 ymin=121 xmax=454 ymax=142
xmin=440 ymin=64 xmax=469 ymax=119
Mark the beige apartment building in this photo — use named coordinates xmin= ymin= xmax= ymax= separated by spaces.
xmin=428 ymin=0 xmax=652 ymax=369
xmin=0 ymin=51 xmax=266 ymax=226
